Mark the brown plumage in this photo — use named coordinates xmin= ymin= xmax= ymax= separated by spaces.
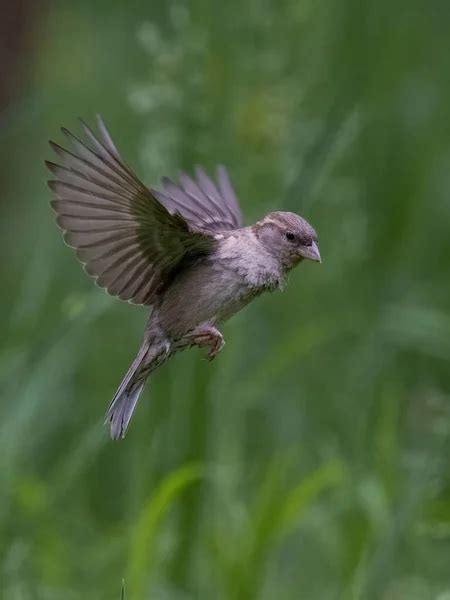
xmin=47 ymin=116 xmax=321 ymax=439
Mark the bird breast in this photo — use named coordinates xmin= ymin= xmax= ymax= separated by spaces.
xmin=154 ymin=231 xmax=283 ymax=338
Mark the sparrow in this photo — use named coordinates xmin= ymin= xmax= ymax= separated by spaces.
xmin=46 ymin=117 xmax=321 ymax=439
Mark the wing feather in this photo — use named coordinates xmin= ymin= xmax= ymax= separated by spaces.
xmin=47 ymin=117 xmax=215 ymax=306
xmin=217 ymin=165 xmax=242 ymax=224
xmin=157 ymin=166 xmax=243 ymax=233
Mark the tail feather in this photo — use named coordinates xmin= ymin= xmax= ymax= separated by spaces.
xmin=105 ymin=340 xmax=169 ymax=439
xmin=108 ymin=379 xmax=146 ymax=440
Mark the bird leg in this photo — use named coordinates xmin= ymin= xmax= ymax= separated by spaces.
xmin=181 ymin=324 xmax=225 ymax=360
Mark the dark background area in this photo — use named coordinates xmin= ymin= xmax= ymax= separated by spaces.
xmin=1 ymin=1 xmax=450 ymax=598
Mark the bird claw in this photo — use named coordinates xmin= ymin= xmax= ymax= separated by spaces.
xmin=207 ymin=338 xmax=225 ymax=361
xmin=182 ymin=325 xmax=225 ymax=361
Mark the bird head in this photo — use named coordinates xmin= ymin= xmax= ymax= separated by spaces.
xmin=253 ymin=211 xmax=321 ymax=270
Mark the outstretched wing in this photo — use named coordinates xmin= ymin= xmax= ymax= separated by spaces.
xmin=152 ymin=166 xmax=243 ymax=233
xmin=46 ymin=117 xmax=216 ymax=306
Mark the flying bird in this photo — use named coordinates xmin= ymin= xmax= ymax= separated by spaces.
xmin=46 ymin=117 xmax=321 ymax=439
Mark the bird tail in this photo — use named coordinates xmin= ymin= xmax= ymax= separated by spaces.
xmin=105 ymin=338 xmax=170 ymax=439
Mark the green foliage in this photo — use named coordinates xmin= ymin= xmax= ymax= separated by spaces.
xmin=212 ymin=457 xmax=346 ymax=600
xmin=1 ymin=0 xmax=450 ymax=598
xmin=126 ymin=463 xmax=204 ymax=596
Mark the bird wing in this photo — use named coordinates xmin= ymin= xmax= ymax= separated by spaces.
xmin=152 ymin=166 xmax=243 ymax=232
xmin=46 ymin=117 xmax=216 ymax=306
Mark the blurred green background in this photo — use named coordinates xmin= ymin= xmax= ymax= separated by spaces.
xmin=2 ymin=1 xmax=450 ymax=598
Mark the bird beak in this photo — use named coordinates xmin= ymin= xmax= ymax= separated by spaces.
xmin=301 ymin=241 xmax=322 ymax=263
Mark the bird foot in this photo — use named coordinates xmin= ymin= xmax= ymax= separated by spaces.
xmin=183 ymin=325 xmax=225 ymax=361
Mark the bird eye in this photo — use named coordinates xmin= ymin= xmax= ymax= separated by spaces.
xmin=285 ymin=232 xmax=296 ymax=242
